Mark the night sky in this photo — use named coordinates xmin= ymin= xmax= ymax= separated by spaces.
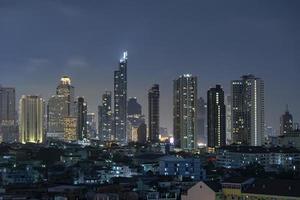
xmin=0 ymin=0 xmax=299 ymax=134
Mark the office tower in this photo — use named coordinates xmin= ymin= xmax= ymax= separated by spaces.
xmin=0 ymin=86 xmax=16 ymax=125
xmin=56 ymin=76 xmax=75 ymax=117
xmin=0 ymin=86 xmax=17 ymax=142
xmin=127 ymin=97 xmax=145 ymax=142
xmin=47 ymin=95 xmax=68 ymax=140
xmin=114 ymin=51 xmax=128 ymax=144
xmin=195 ymin=97 xmax=206 ymax=145
xmin=173 ymin=74 xmax=197 ymax=150
xmin=87 ymin=113 xmax=96 ymax=139
xmin=231 ymin=75 xmax=265 ymax=146
xmin=77 ymin=97 xmax=87 ymax=140
xmin=64 ymin=117 xmax=77 ymax=142
xmin=280 ymin=106 xmax=293 ymax=135
xmin=137 ymin=123 xmax=147 ymax=144
xmin=225 ymin=96 xmax=232 ymax=143
xmin=98 ymin=91 xmax=113 ymax=141
xmin=19 ymin=95 xmax=45 ymax=144
xmin=207 ymin=85 xmax=226 ymax=148
xmin=128 ymin=97 xmax=142 ymax=117
xmin=148 ymin=84 xmax=160 ymax=143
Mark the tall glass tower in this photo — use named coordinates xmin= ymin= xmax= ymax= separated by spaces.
xmin=148 ymin=84 xmax=160 ymax=143
xmin=114 ymin=51 xmax=128 ymax=144
xmin=231 ymin=75 xmax=265 ymax=146
xmin=207 ymin=85 xmax=226 ymax=149
xmin=98 ymin=91 xmax=113 ymax=141
xmin=173 ymin=74 xmax=197 ymax=150
xmin=56 ymin=76 xmax=75 ymax=117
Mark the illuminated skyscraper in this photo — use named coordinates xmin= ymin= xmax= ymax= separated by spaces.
xmin=231 ymin=75 xmax=265 ymax=146
xmin=98 ymin=91 xmax=113 ymax=141
xmin=148 ymin=84 xmax=160 ymax=143
xmin=56 ymin=76 xmax=75 ymax=117
xmin=87 ymin=113 xmax=96 ymax=139
xmin=47 ymin=95 xmax=68 ymax=140
xmin=173 ymin=74 xmax=197 ymax=150
xmin=280 ymin=106 xmax=293 ymax=135
xmin=207 ymin=85 xmax=226 ymax=148
xmin=19 ymin=95 xmax=45 ymax=144
xmin=114 ymin=51 xmax=128 ymax=144
xmin=77 ymin=97 xmax=87 ymax=140
xmin=64 ymin=117 xmax=77 ymax=142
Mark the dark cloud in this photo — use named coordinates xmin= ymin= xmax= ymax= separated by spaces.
xmin=0 ymin=0 xmax=299 ymax=133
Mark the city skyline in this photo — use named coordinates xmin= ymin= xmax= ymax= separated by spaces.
xmin=0 ymin=0 xmax=299 ymax=133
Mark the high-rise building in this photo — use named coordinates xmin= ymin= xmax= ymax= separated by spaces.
xmin=77 ymin=97 xmax=87 ymax=140
xmin=0 ymin=86 xmax=16 ymax=125
xmin=173 ymin=74 xmax=197 ymax=150
xmin=47 ymin=95 xmax=68 ymax=140
xmin=148 ymin=84 xmax=160 ymax=143
xmin=137 ymin=123 xmax=147 ymax=144
xmin=114 ymin=51 xmax=128 ymax=144
xmin=98 ymin=91 xmax=113 ymax=141
xmin=127 ymin=97 xmax=145 ymax=142
xmin=207 ymin=85 xmax=226 ymax=148
xmin=64 ymin=117 xmax=77 ymax=142
xmin=225 ymin=96 xmax=232 ymax=144
xmin=128 ymin=97 xmax=142 ymax=117
xmin=86 ymin=113 xmax=96 ymax=139
xmin=195 ymin=97 xmax=206 ymax=145
xmin=231 ymin=75 xmax=265 ymax=146
xmin=19 ymin=95 xmax=45 ymax=144
xmin=56 ymin=76 xmax=75 ymax=117
xmin=0 ymin=86 xmax=17 ymax=142
xmin=280 ymin=106 xmax=293 ymax=135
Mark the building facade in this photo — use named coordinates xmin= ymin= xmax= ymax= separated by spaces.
xmin=77 ymin=97 xmax=87 ymax=140
xmin=196 ymin=97 xmax=207 ymax=145
xmin=56 ymin=76 xmax=75 ymax=117
xmin=207 ymin=85 xmax=226 ymax=149
xmin=114 ymin=51 xmax=128 ymax=144
xmin=0 ymin=86 xmax=17 ymax=142
xmin=98 ymin=91 xmax=113 ymax=141
xmin=148 ymin=84 xmax=160 ymax=143
xmin=47 ymin=95 xmax=68 ymax=140
xmin=19 ymin=95 xmax=45 ymax=143
xmin=231 ymin=75 xmax=265 ymax=146
xmin=280 ymin=107 xmax=293 ymax=135
xmin=173 ymin=74 xmax=197 ymax=150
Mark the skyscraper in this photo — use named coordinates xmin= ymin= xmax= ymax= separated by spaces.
xmin=225 ymin=95 xmax=232 ymax=143
xmin=207 ymin=85 xmax=226 ymax=148
xmin=195 ymin=97 xmax=206 ymax=145
xmin=114 ymin=51 xmax=128 ymax=144
xmin=148 ymin=84 xmax=160 ymax=143
xmin=231 ymin=75 xmax=265 ymax=146
xmin=0 ymin=86 xmax=16 ymax=125
xmin=64 ymin=117 xmax=77 ymax=142
xmin=280 ymin=106 xmax=293 ymax=135
xmin=128 ymin=97 xmax=142 ymax=117
xmin=87 ymin=113 xmax=96 ymax=139
xmin=56 ymin=76 xmax=75 ymax=117
xmin=98 ymin=91 xmax=113 ymax=141
xmin=77 ymin=97 xmax=87 ymax=140
xmin=0 ymin=86 xmax=17 ymax=142
xmin=19 ymin=95 xmax=45 ymax=144
xmin=137 ymin=123 xmax=147 ymax=144
xmin=47 ymin=95 xmax=68 ymax=140
xmin=173 ymin=74 xmax=197 ymax=150
xmin=127 ymin=97 xmax=145 ymax=142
